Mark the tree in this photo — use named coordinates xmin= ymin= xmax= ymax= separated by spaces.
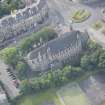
xmin=4 ymin=0 xmax=25 ymax=10
xmin=0 ymin=47 xmax=19 ymax=67
xmin=19 ymin=27 xmax=57 ymax=55
xmin=0 ymin=0 xmax=25 ymax=18
xmin=87 ymin=40 xmax=100 ymax=51
xmin=20 ymin=80 xmax=31 ymax=94
xmin=16 ymin=61 xmax=29 ymax=80
xmin=98 ymin=51 xmax=105 ymax=68
xmin=19 ymin=37 xmax=33 ymax=55
xmin=89 ymin=49 xmax=101 ymax=68
xmin=80 ymin=55 xmax=91 ymax=70
xmin=0 ymin=2 xmax=10 ymax=18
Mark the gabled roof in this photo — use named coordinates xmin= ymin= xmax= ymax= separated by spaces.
xmin=29 ymin=31 xmax=88 ymax=59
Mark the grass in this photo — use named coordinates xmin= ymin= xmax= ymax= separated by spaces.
xmin=17 ymin=83 xmax=90 ymax=105
xmin=71 ymin=9 xmax=91 ymax=23
xmin=57 ymin=83 xmax=89 ymax=105
xmin=16 ymin=71 xmax=102 ymax=105
xmin=92 ymin=21 xmax=103 ymax=30
xmin=16 ymin=89 xmax=62 ymax=105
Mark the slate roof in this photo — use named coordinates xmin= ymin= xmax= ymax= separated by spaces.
xmin=29 ymin=31 xmax=88 ymax=59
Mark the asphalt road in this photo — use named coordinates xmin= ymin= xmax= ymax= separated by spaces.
xmin=47 ymin=0 xmax=105 ymax=47
xmin=47 ymin=0 xmax=104 ymax=29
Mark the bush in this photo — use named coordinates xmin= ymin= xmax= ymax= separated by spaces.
xmin=0 ymin=47 xmax=19 ymax=67
xmin=16 ymin=61 xmax=30 ymax=80
xmin=0 ymin=0 xmax=25 ymax=18
xmin=19 ymin=27 xmax=57 ymax=55
xmin=20 ymin=66 xmax=83 ymax=95
xmin=72 ymin=9 xmax=91 ymax=23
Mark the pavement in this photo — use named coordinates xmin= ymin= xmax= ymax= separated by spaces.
xmin=47 ymin=0 xmax=104 ymax=28
xmin=47 ymin=0 xmax=105 ymax=47
xmin=0 ymin=61 xmax=20 ymax=99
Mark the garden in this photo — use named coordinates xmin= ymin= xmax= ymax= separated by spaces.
xmin=71 ymin=9 xmax=91 ymax=23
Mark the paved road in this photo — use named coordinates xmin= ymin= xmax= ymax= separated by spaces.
xmin=47 ymin=0 xmax=105 ymax=46
xmin=47 ymin=0 xmax=104 ymax=29
xmin=0 ymin=61 xmax=20 ymax=99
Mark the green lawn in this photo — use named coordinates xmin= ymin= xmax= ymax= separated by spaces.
xmin=17 ymin=89 xmax=62 ymax=105
xmin=16 ymin=82 xmax=91 ymax=105
xmin=16 ymin=71 xmax=99 ymax=105
xmin=57 ymin=83 xmax=90 ymax=105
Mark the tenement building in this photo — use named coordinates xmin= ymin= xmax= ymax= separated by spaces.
xmin=0 ymin=0 xmax=49 ymax=49
xmin=27 ymin=31 xmax=88 ymax=72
